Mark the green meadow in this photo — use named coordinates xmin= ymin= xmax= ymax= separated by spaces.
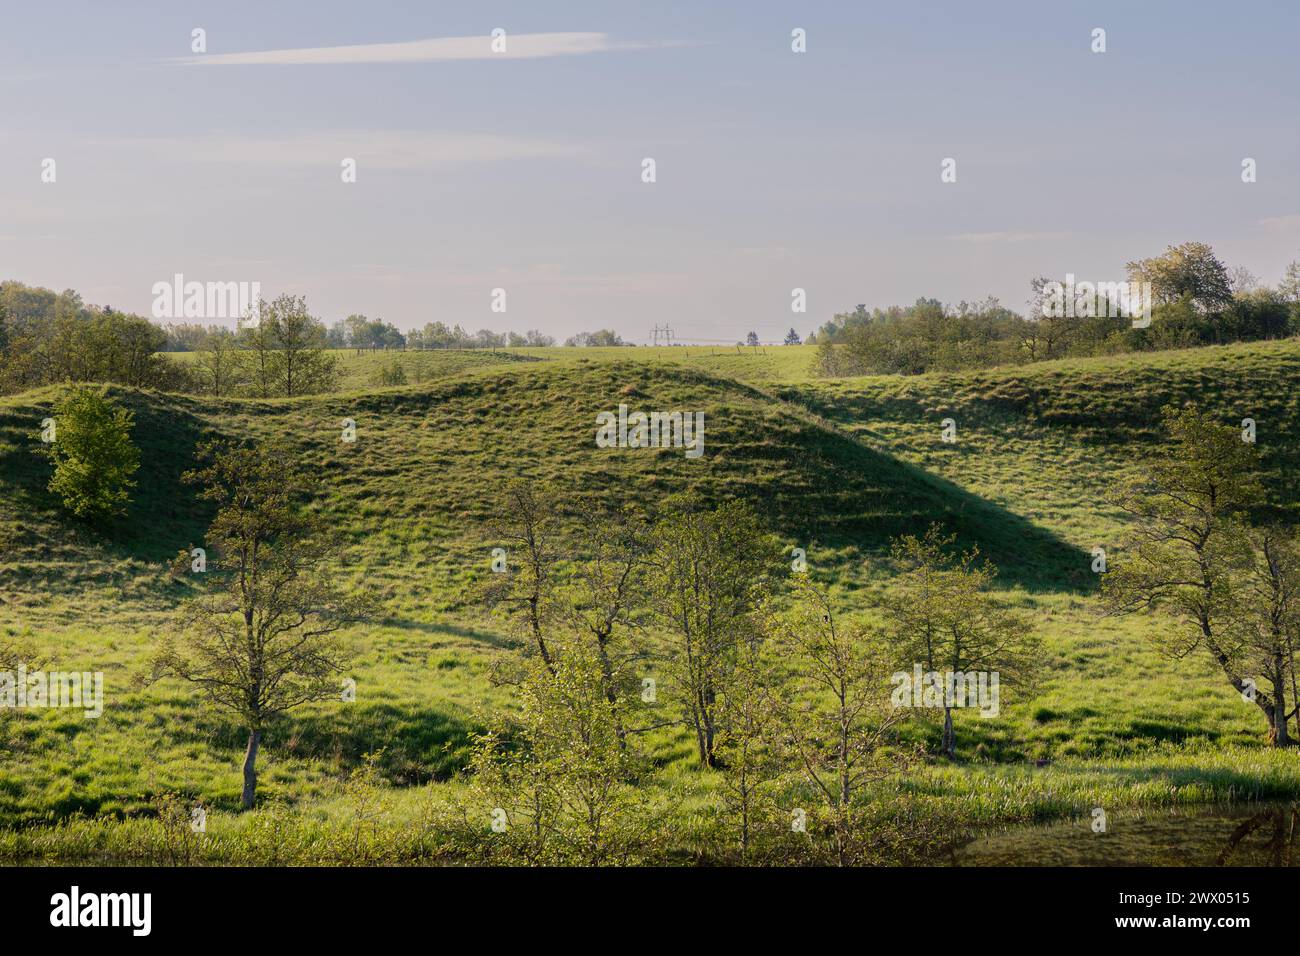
xmin=3 ymin=339 xmax=1300 ymax=862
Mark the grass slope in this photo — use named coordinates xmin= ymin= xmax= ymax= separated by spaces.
xmin=1 ymin=339 xmax=1297 ymax=844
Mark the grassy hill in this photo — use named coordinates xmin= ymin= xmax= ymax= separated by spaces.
xmin=3 ymin=338 xmax=1300 ymax=853
xmin=169 ymin=343 xmax=823 ymax=392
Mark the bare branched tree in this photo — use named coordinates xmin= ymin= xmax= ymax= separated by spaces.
xmin=150 ymin=441 xmax=372 ymax=808
xmin=482 ymin=480 xmax=565 ymax=675
xmin=770 ymin=579 xmax=919 ymax=866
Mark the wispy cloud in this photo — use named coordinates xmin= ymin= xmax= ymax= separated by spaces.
xmin=175 ymin=32 xmax=654 ymax=67
xmin=92 ymin=131 xmax=584 ymax=169
xmin=1258 ymin=214 xmax=1300 ymax=231
xmin=945 ymin=231 xmax=1070 ymax=243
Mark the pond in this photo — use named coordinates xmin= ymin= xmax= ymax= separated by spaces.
xmin=951 ymin=802 xmax=1300 ymax=866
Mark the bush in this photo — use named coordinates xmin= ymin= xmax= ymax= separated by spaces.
xmin=370 ymin=358 xmax=407 ymax=387
xmin=41 ymin=387 xmax=140 ymax=522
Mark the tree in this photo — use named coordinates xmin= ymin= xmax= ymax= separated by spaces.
xmin=881 ymin=525 xmax=1040 ymax=758
xmin=194 ymin=329 xmax=247 ymax=396
xmin=814 ymin=336 xmax=847 ymax=376
xmin=1230 ymin=266 xmax=1261 ymax=295
xmin=344 ymin=314 xmax=376 ymax=350
xmin=41 ymin=386 xmax=140 ymax=523
xmin=1023 ymin=276 xmax=1083 ymax=361
xmin=1280 ymin=260 xmax=1300 ymax=336
xmin=0 ymin=282 xmax=191 ymax=394
xmin=237 ymin=296 xmax=339 ymax=397
xmin=717 ymin=634 xmax=782 ymax=860
xmin=150 ymin=441 xmax=371 ymax=808
xmin=484 ymin=481 xmax=565 ymax=674
xmin=1279 ymin=259 xmax=1300 ymax=305
xmin=484 ymin=485 xmax=655 ymax=715
xmin=468 ymin=641 xmax=659 ymax=865
xmin=0 ymin=635 xmax=35 ymax=750
xmin=1126 ymin=242 xmax=1233 ymax=313
xmin=1101 ymin=405 xmax=1289 ymax=743
xmin=105 ymin=311 xmax=170 ymax=388
xmin=745 ymin=331 xmax=760 ymax=347
xmin=769 ymin=579 xmax=917 ymax=865
xmin=325 ymin=319 xmax=349 ymax=349
xmin=649 ymin=497 xmax=774 ymax=768
xmin=370 ymin=358 xmax=407 ymax=387
xmin=563 ymin=329 xmax=625 ymax=347
xmin=565 ymin=500 xmax=653 ymax=738
xmin=1231 ymin=529 xmax=1300 ymax=746
xmin=264 ymin=295 xmax=338 ymax=396
xmin=239 ymin=317 xmax=278 ymax=398
xmin=783 ymin=328 xmax=802 ymax=346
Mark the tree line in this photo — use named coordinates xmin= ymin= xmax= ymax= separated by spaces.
xmin=1 ymin=279 xmax=637 ymax=399
xmin=0 ymin=282 xmax=189 ymax=394
xmin=0 ymin=282 xmax=339 ymax=398
xmin=814 ymin=242 xmax=1300 ymax=376
xmin=324 ymin=316 xmax=558 ymax=351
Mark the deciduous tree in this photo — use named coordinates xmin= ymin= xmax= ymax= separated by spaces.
xmin=1126 ymin=241 xmax=1233 ymax=313
xmin=882 ymin=525 xmax=1040 ymax=758
xmin=41 ymin=386 xmax=140 ymax=523
xmin=1102 ymin=405 xmax=1287 ymax=743
xmin=468 ymin=641 xmax=659 ymax=865
xmin=769 ymin=579 xmax=917 ymax=865
xmin=649 ymin=496 xmax=775 ymax=768
xmin=151 ymin=441 xmax=371 ymax=808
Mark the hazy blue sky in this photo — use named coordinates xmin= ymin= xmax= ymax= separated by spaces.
xmin=3 ymin=0 xmax=1298 ymax=342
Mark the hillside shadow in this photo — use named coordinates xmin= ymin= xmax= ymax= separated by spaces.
xmin=132 ymin=693 xmax=479 ymax=787
xmin=781 ymin=367 xmax=1300 ymax=526
xmin=382 ymin=617 xmax=515 ymax=651
xmin=0 ymin=388 xmax=221 ymax=567
xmin=577 ymin=367 xmax=1093 ymax=595
xmin=280 ymin=702 xmax=478 ymax=784
xmin=115 ymin=390 xmax=225 ymax=561
xmin=736 ymin=415 xmax=1093 ymax=594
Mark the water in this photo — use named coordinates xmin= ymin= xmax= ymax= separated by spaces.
xmin=952 ymin=802 xmax=1300 ymax=866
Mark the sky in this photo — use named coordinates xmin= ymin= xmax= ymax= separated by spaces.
xmin=3 ymin=0 xmax=1299 ymax=343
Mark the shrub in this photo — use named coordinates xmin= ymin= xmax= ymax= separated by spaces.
xmin=41 ymin=386 xmax=140 ymax=522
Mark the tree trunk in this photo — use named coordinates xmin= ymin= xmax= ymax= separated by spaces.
xmin=942 ymin=707 xmax=956 ymax=758
xmin=1273 ymin=666 xmax=1291 ymax=747
xmin=1272 ymin=711 xmax=1289 ymax=747
xmin=740 ymin=792 xmax=750 ymax=859
xmin=693 ymin=683 xmax=717 ymax=767
xmin=595 ymin=633 xmax=626 ymax=749
xmin=691 ymin=702 xmax=710 ymax=767
xmin=696 ymin=732 xmax=710 ymax=767
xmin=241 ymin=728 xmax=262 ymax=810
xmin=701 ymin=717 xmax=716 ymax=768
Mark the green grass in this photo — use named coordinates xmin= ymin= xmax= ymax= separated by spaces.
xmin=4 ymin=338 xmax=1300 ymax=860
xmin=171 ymin=343 xmax=823 ymax=392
